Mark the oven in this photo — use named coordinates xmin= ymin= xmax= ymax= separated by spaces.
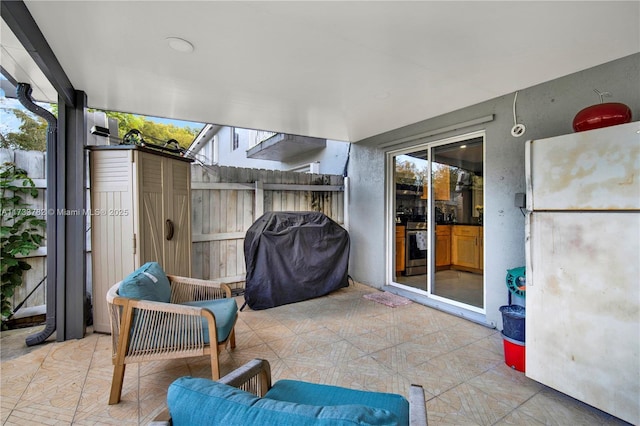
xmin=405 ymin=222 xmax=427 ymax=276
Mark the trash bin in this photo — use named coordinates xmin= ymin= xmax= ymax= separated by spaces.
xmin=500 ymin=304 xmax=526 ymax=372
xmin=501 ymin=267 xmax=526 ymax=371
xmin=499 ymin=304 xmax=526 ymax=342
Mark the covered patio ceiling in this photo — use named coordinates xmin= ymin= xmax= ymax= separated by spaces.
xmin=2 ymin=1 xmax=639 ymax=142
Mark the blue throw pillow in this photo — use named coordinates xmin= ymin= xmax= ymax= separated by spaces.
xmin=118 ymin=262 xmax=171 ymax=303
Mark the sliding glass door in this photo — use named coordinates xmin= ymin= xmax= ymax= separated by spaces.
xmin=391 ymin=133 xmax=484 ymax=311
xmin=393 ymin=150 xmax=428 ymax=289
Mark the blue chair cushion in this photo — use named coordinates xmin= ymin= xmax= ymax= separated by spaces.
xmin=118 ymin=262 xmax=171 ymax=303
xmin=167 ymin=377 xmax=400 ymax=426
xmin=181 ymin=298 xmax=238 ymax=344
xmin=265 ymin=380 xmax=409 ymax=426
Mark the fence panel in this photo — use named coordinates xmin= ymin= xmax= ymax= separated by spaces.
xmin=191 ymin=164 xmax=345 ymax=290
xmin=2 ymin=150 xmax=347 ymax=314
xmin=1 ymin=148 xmax=47 ymax=313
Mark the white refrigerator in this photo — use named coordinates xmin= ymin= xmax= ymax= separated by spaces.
xmin=525 ymin=121 xmax=639 ymax=424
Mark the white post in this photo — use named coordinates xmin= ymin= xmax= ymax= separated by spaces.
xmin=254 ymin=180 xmax=264 ymax=220
xmin=343 ymin=176 xmax=349 ymax=231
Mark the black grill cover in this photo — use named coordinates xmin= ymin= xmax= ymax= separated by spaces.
xmin=244 ymin=211 xmax=349 ymax=310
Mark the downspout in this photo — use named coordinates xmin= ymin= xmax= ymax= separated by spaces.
xmin=16 ymin=83 xmax=57 ymax=345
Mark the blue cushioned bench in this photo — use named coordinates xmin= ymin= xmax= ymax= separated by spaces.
xmin=151 ymin=359 xmax=428 ymax=425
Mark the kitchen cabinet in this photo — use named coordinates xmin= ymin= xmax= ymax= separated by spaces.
xmin=395 ymin=225 xmax=406 ymax=274
xmin=451 ymin=225 xmax=483 ymax=272
xmin=435 ymin=225 xmax=451 ymax=269
xmin=89 ymin=146 xmax=193 ymax=332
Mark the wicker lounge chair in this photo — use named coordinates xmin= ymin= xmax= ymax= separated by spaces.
xmin=106 ymin=270 xmax=239 ymax=405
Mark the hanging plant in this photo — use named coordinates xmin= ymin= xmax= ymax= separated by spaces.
xmin=1 ymin=162 xmax=46 ymax=320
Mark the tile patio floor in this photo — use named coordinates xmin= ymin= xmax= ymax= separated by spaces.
xmin=0 ymin=281 xmax=630 ymax=425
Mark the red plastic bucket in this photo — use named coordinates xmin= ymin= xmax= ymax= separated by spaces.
xmin=502 ymin=332 xmax=525 ymax=372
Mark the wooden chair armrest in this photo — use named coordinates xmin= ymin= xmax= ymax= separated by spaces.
xmin=409 ymin=384 xmax=428 ymax=426
xmin=124 ymin=299 xmax=218 ymax=331
xmin=167 ymin=275 xmax=231 ymax=291
xmin=219 ymin=358 xmax=272 ymax=397
xmin=167 ymin=275 xmax=233 ymax=303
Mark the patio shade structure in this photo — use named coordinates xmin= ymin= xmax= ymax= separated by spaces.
xmin=1 ymin=0 xmax=638 ymax=343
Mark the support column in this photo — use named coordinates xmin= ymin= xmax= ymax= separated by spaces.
xmin=3 ymin=0 xmax=86 ymax=343
xmin=56 ymin=90 xmax=88 ymax=340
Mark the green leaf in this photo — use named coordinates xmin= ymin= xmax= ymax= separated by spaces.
xmin=1 ymin=161 xmax=46 ymax=315
xmin=2 ymin=258 xmax=18 ymax=267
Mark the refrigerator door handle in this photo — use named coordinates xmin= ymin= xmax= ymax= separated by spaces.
xmin=524 ymin=139 xmax=534 ymax=212
xmin=525 ymin=213 xmax=534 ymax=287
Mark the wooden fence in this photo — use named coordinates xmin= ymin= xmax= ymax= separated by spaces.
xmin=0 ymin=148 xmax=48 ymax=314
xmin=191 ymin=163 xmax=346 ymax=292
xmin=1 ymin=111 xmax=113 ymax=318
xmin=1 ymin=148 xmax=346 ymax=314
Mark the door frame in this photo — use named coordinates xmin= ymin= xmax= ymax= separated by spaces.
xmin=385 ymin=130 xmax=486 ymax=316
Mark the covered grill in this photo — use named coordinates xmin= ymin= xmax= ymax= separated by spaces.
xmin=243 ymin=211 xmax=350 ymax=310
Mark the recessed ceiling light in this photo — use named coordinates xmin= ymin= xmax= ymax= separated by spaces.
xmin=166 ymin=37 xmax=194 ymax=53
xmin=460 ymin=145 xmax=467 ymax=149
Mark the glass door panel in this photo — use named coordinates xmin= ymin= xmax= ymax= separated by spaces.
xmin=431 ymin=137 xmax=484 ymax=308
xmin=393 ymin=151 xmax=428 ymax=291
xmin=391 ymin=135 xmax=484 ymax=310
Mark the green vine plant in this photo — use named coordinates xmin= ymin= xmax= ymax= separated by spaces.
xmin=1 ymin=162 xmax=46 ymax=323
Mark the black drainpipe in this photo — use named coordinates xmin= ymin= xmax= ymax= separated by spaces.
xmin=16 ymin=83 xmax=57 ymax=346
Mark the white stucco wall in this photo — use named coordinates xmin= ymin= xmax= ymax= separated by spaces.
xmin=348 ymin=53 xmax=640 ymax=328
xmin=282 ymin=141 xmax=351 ymax=175
xmin=209 ymin=127 xmax=350 ymax=175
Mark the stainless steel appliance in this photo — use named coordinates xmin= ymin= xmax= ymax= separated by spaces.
xmin=405 ymin=221 xmax=427 ymax=276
